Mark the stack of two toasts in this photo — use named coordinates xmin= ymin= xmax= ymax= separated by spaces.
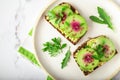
xmin=45 ymin=2 xmax=117 ymax=75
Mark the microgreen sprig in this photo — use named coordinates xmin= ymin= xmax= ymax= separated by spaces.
xmin=42 ymin=37 xmax=67 ymax=57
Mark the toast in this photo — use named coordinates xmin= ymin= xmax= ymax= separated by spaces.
xmin=45 ymin=2 xmax=88 ymax=45
xmin=73 ymin=35 xmax=117 ymax=75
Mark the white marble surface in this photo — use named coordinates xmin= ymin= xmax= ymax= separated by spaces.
xmin=0 ymin=0 xmax=120 ymax=80
xmin=0 ymin=0 xmax=48 ymax=79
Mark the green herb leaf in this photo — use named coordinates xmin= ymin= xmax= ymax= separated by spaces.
xmin=90 ymin=16 xmax=104 ymax=24
xmin=92 ymin=45 xmax=104 ymax=60
xmin=61 ymin=43 xmax=67 ymax=49
xmin=55 ymin=18 xmax=62 ymax=24
xmin=65 ymin=21 xmax=70 ymax=26
xmin=47 ymin=76 xmax=53 ymax=80
xmin=28 ymin=28 xmax=33 ymax=36
xmin=92 ymin=55 xmax=101 ymax=60
xmin=52 ymin=37 xmax=61 ymax=45
xmin=97 ymin=7 xmax=113 ymax=30
xmin=48 ymin=11 xmax=56 ymax=19
xmin=80 ymin=23 xmax=85 ymax=26
xmin=96 ymin=45 xmax=104 ymax=54
xmin=90 ymin=7 xmax=114 ymax=30
xmin=62 ymin=6 xmax=68 ymax=11
xmin=68 ymin=12 xmax=72 ymax=16
xmin=42 ymin=37 xmax=67 ymax=57
xmin=61 ymin=47 xmax=71 ymax=69
xmin=59 ymin=12 xmax=64 ymax=17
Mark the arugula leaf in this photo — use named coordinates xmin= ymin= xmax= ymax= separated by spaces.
xmin=97 ymin=7 xmax=113 ymax=29
xmin=42 ymin=37 xmax=67 ymax=56
xmin=61 ymin=47 xmax=71 ymax=69
xmin=90 ymin=7 xmax=114 ymax=30
xmin=61 ymin=44 xmax=67 ymax=49
xmin=28 ymin=28 xmax=33 ymax=36
xmin=90 ymin=16 xmax=104 ymax=24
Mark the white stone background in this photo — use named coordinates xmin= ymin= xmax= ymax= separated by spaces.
xmin=0 ymin=0 xmax=120 ymax=80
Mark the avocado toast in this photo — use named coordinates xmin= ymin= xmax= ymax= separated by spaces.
xmin=73 ymin=35 xmax=117 ymax=75
xmin=45 ymin=2 xmax=88 ymax=45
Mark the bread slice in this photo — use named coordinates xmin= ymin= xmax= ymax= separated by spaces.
xmin=45 ymin=2 xmax=88 ymax=45
xmin=73 ymin=35 xmax=117 ymax=75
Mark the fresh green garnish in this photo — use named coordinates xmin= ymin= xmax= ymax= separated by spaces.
xmin=65 ymin=21 xmax=70 ymax=26
xmin=90 ymin=16 xmax=104 ymax=24
xmin=47 ymin=76 xmax=53 ymax=80
xmin=59 ymin=12 xmax=64 ymax=17
xmin=90 ymin=7 xmax=114 ymax=30
xmin=92 ymin=45 xmax=104 ymax=60
xmin=55 ymin=18 xmax=62 ymax=24
xmin=55 ymin=12 xmax=63 ymax=24
xmin=28 ymin=28 xmax=33 ymax=36
xmin=61 ymin=47 xmax=71 ymax=69
xmin=68 ymin=12 xmax=72 ymax=16
xmin=61 ymin=6 xmax=68 ymax=11
xmin=48 ymin=11 xmax=56 ymax=19
xmin=48 ymin=6 xmax=69 ymax=24
xmin=42 ymin=37 xmax=67 ymax=56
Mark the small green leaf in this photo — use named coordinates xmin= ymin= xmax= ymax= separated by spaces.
xmin=62 ymin=6 xmax=68 ymax=11
xmin=48 ymin=11 xmax=56 ymax=19
xmin=55 ymin=18 xmax=62 ymax=24
xmin=97 ymin=7 xmax=113 ymax=30
xmin=80 ymin=23 xmax=85 ymax=26
xmin=90 ymin=7 xmax=114 ymax=31
xmin=47 ymin=76 xmax=53 ymax=80
xmin=61 ymin=43 xmax=67 ymax=49
xmin=61 ymin=47 xmax=71 ymax=69
xmin=96 ymin=45 xmax=104 ymax=55
xmin=59 ymin=12 xmax=64 ymax=17
xmin=84 ymin=45 xmax=90 ymax=48
xmin=92 ymin=55 xmax=100 ymax=60
xmin=42 ymin=47 xmax=48 ymax=52
xmin=90 ymin=16 xmax=105 ymax=24
xmin=68 ymin=12 xmax=72 ymax=16
xmin=28 ymin=28 xmax=33 ymax=36
xmin=65 ymin=21 xmax=70 ymax=26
